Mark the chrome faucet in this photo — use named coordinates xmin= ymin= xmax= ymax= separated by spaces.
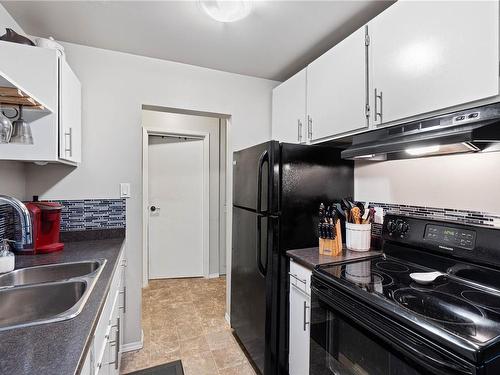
xmin=0 ymin=195 xmax=32 ymax=251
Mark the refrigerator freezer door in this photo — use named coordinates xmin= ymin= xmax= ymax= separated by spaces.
xmin=233 ymin=141 xmax=279 ymax=214
xmin=231 ymin=206 xmax=270 ymax=374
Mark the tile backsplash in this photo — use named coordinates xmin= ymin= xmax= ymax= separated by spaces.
xmin=0 ymin=199 xmax=126 ymax=242
xmin=53 ymin=199 xmax=126 ymax=232
xmin=370 ymin=202 xmax=500 ymax=238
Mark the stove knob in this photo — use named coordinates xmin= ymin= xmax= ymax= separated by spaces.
xmin=401 ymin=222 xmax=410 ymax=234
xmin=387 ymin=220 xmax=396 ymax=232
xmin=396 ymin=221 xmax=404 ymax=233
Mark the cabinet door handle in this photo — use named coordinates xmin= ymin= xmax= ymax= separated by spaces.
xmin=64 ymin=127 xmax=73 ymax=157
xmin=307 ymin=116 xmax=313 ymax=140
xmin=303 ymin=301 xmax=310 ymax=331
xmin=374 ymin=88 xmax=383 ymax=124
xmin=297 ymin=119 xmax=302 ymax=143
xmin=119 ymin=286 xmax=127 ymax=313
xmin=115 ymin=316 xmax=120 ymax=369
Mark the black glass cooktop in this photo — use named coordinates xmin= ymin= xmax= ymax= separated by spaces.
xmin=317 ymin=255 xmax=500 ymax=345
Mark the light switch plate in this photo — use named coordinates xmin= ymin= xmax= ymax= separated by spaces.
xmin=120 ymin=183 xmax=131 ymax=198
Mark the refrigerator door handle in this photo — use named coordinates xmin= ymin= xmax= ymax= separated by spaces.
xmin=256 ymin=214 xmax=267 ymax=277
xmin=256 ymin=150 xmax=269 ymax=215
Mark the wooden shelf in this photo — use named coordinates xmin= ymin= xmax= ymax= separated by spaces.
xmin=0 ymin=86 xmax=45 ymax=110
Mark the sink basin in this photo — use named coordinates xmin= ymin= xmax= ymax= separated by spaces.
xmin=0 ymin=281 xmax=87 ymax=330
xmin=0 ymin=260 xmax=102 ymax=288
xmin=0 ymin=259 xmax=106 ymax=330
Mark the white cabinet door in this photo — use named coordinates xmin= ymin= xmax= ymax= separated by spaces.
xmin=0 ymin=41 xmax=58 ymax=111
xmin=59 ymin=58 xmax=82 ymax=163
xmin=307 ymin=26 xmax=368 ymax=141
xmin=370 ymin=0 xmax=499 ymax=126
xmin=289 ymin=284 xmax=310 ymax=375
xmin=80 ymin=342 xmax=93 ymax=375
xmin=272 ymin=69 xmax=307 ymax=143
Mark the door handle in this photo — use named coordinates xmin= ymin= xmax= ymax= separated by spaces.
xmin=114 ymin=317 xmax=120 ymax=370
xmin=64 ymin=127 xmax=73 ymax=157
xmin=297 ymin=119 xmax=302 ymax=143
xmin=374 ymin=88 xmax=383 ymax=123
xmin=256 ymin=215 xmax=266 ymax=277
xmin=119 ymin=286 xmax=126 ymax=313
xmin=307 ymin=115 xmax=313 ymax=140
xmin=256 ymin=150 xmax=269 ymax=214
xmin=303 ymin=300 xmax=310 ymax=331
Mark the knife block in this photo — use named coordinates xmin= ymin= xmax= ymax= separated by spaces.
xmin=319 ymin=221 xmax=342 ymax=256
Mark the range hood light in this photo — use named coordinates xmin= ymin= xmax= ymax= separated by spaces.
xmin=354 ymin=154 xmax=376 ymax=159
xmin=406 ymin=145 xmax=441 ymax=156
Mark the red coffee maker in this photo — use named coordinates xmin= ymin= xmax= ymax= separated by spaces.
xmin=25 ymin=201 xmax=64 ymax=254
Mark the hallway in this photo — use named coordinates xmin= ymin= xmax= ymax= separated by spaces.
xmin=121 ymin=277 xmax=256 ymax=375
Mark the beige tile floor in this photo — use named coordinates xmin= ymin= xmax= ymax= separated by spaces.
xmin=121 ymin=277 xmax=257 ymax=375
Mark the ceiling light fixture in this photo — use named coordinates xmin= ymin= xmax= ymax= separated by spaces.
xmin=406 ymin=145 xmax=440 ymax=156
xmin=200 ymin=1 xmax=252 ymax=23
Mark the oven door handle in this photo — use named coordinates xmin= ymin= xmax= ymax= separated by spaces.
xmin=400 ymin=337 xmax=473 ymax=375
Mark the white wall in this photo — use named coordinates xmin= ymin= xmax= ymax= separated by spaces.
xmin=355 ymin=151 xmax=500 ymax=214
xmin=142 ymin=110 xmax=223 ymax=276
xmin=0 ymin=6 xmax=27 ymax=199
xmin=23 ymin=42 xmax=278 ymax=346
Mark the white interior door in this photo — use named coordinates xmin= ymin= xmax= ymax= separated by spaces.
xmin=148 ymin=136 xmax=204 ymax=279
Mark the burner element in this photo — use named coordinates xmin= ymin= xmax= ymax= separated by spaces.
xmin=376 ymin=261 xmax=410 ymax=273
xmin=393 ymin=288 xmax=483 ymax=324
xmin=462 ymin=290 xmax=500 ymax=312
xmin=372 ymin=272 xmax=393 ymax=287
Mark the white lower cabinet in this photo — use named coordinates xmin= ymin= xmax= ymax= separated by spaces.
xmin=81 ymin=252 xmax=126 ymax=375
xmin=289 ymin=260 xmax=312 ymax=375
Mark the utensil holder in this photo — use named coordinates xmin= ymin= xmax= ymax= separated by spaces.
xmin=346 ymin=223 xmax=371 ymax=252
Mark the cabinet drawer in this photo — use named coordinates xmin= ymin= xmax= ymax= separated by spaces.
xmin=289 ymin=260 xmax=312 ymax=295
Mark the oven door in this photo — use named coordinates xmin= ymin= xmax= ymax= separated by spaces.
xmin=310 ymin=276 xmax=476 ymax=375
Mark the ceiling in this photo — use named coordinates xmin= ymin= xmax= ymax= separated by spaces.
xmin=2 ymin=1 xmax=394 ymax=81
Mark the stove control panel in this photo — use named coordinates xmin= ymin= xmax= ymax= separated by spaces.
xmin=382 ymin=214 xmax=500 ymax=267
xmin=424 ymin=224 xmax=476 ymax=251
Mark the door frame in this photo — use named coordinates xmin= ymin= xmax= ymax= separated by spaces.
xmin=143 ymin=127 xmax=210 ymax=281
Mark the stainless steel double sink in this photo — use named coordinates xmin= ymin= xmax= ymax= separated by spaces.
xmin=0 ymin=259 xmax=106 ymax=331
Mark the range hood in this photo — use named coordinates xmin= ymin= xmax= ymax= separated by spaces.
xmin=341 ymin=103 xmax=500 ymax=161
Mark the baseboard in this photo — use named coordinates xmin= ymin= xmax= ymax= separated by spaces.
xmin=122 ymin=330 xmax=144 ymax=352
xmin=208 ymin=273 xmax=220 ymax=279
xmin=225 ymin=312 xmax=230 ymax=325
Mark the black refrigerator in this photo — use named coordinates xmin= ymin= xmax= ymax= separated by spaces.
xmin=231 ymin=141 xmax=353 ymax=374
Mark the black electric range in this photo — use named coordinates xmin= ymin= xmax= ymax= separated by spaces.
xmin=310 ymin=214 xmax=500 ymax=375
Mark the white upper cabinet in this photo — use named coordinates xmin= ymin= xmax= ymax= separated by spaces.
xmin=307 ymin=26 xmax=368 ymax=141
xmin=59 ymin=59 xmax=82 ymax=163
xmin=0 ymin=42 xmax=82 ymax=165
xmin=0 ymin=41 xmax=58 ymax=111
xmin=370 ymin=0 xmax=499 ymax=126
xmin=272 ymin=69 xmax=307 ymax=143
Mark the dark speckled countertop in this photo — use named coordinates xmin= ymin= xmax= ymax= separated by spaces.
xmin=287 ymin=246 xmax=382 ymax=270
xmin=0 ymin=235 xmax=125 ymax=375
